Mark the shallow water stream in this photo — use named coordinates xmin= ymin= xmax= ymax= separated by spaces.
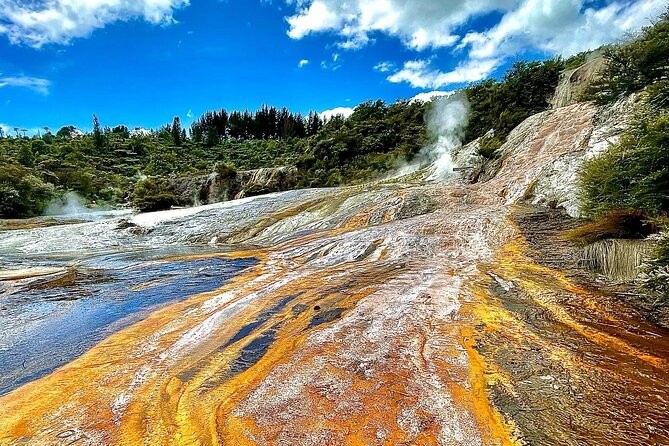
xmin=0 ymin=247 xmax=256 ymax=395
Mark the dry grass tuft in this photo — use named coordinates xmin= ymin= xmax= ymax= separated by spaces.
xmin=563 ymin=209 xmax=658 ymax=245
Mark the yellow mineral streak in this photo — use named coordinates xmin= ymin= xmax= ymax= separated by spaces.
xmin=496 ymin=228 xmax=667 ymax=371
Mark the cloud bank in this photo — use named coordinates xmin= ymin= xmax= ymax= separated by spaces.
xmin=0 ymin=75 xmax=50 ymax=94
xmin=286 ymin=0 xmax=667 ymax=88
xmin=0 ymin=0 xmax=189 ymax=47
xmin=319 ymin=106 xmax=354 ymax=120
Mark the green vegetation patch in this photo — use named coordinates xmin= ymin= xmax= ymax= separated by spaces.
xmin=585 ymin=9 xmax=669 ymax=104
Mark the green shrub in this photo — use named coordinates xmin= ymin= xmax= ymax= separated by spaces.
xmin=586 ymin=10 xmax=669 ymax=104
xmin=654 ymin=235 xmax=669 ymax=267
xmin=645 ymin=79 xmax=669 ymax=109
xmin=579 ymin=105 xmax=669 ymax=218
xmin=0 ymin=163 xmax=54 ymax=217
xmin=563 ymin=51 xmax=590 ymax=70
xmin=640 ymin=235 xmax=669 ymax=299
xmin=131 ymin=177 xmax=177 ymax=212
xmin=477 ymin=135 xmax=503 ymax=159
xmin=215 ymin=162 xmax=237 ymax=180
xmin=18 ymin=145 xmax=36 ymax=167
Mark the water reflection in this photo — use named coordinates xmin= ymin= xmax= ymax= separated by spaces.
xmin=0 ymin=248 xmax=256 ymax=395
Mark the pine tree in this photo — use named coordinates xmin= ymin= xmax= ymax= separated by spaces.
xmin=93 ymin=114 xmax=104 ymax=151
xmin=172 ymin=116 xmax=182 ymax=146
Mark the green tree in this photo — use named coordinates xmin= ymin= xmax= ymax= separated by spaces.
xmin=17 ymin=145 xmax=35 ymax=167
xmin=464 ymin=59 xmax=564 ymax=144
xmin=55 ymin=126 xmax=75 ymax=138
xmin=171 ymin=116 xmax=183 ymax=146
xmin=132 ymin=177 xmax=178 ymax=212
xmin=93 ymin=114 xmax=104 ymax=151
xmin=0 ymin=163 xmax=54 ymax=217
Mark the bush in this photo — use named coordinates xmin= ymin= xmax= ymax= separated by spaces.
xmin=645 ymin=79 xmax=669 ymax=109
xmin=131 ymin=177 xmax=177 ymax=212
xmin=579 ymin=105 xmax=669 ymax=218
xmin=639 ymin=234 xmax=669 ymax=299
xmin=564 ymin=50 xmax=590 ymax=70
xmin=215 ymin=162 xmax=237 ymax=180
xmin=477 ymin=135 xmax=503 ymax=159
xmin=0 ymin=163 xmax=54 ymax=218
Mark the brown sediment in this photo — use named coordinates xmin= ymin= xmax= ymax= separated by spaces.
xmin=0 ymin=217 xmax=87 ymax=231
xmin=470 ymin=209 xmax=669 ymax=445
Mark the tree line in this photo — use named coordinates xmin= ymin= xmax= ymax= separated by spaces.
xmin=189 ymin=106 xmax=323 ymax=146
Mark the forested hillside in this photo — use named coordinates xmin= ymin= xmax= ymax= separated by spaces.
xmin=0 ymin=57 xmax=572 ymax=218
xmin=11 ymin=4 xmax=667 ymax=222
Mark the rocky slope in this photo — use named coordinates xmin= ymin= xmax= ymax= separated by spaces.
xmin=550 ymin=56 xmax=605 ymax=109
xmin=0 ymin=97 xmax=667 ymax=445
xmin=170 ymin=166 xmax=299 ymax=206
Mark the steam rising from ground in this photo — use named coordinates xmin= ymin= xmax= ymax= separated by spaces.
xmin=44 ymin=192 xmax=92 ymax=217
xmin=44 ymin=192 xmax=126 ymax=220
xmin=395 ymin=93 xmax=469 ymax=180
xmin=44 ymin=192 xmax=133 ymax=221
xmin=425 ymin=93 xmax=469 ymax=179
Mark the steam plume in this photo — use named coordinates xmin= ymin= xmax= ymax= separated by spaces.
xmin=44 ymin=192 xmax=94 ymax=217
xmin=423 ymin=93 xmax=470 ymax=179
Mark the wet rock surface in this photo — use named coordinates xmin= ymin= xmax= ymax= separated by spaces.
xmin=474 ymin=207 xmax=669 ymax=445
xmin=0 ymin=100 xmax=667 ymax=445
xmin=0 ymin=248 xmax=256 ymax=395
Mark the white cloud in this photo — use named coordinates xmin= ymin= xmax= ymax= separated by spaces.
xmin=320 ymin=52 xmax=342 ymax=70
xmin=131 ymin=127 xmax=151 ymax=137
xmin=287 ymin=0 xmax=342 ymax=39
xmin=0 ymin=0 xmax=190 ymax=47
xmin=286 ymin=0 xmax=508 ymax=51
xmin=0 ymin=75 xmax=51 ymax=94
xmin=298 ymin=59 xmax=310 ymax=67
xmin=460 ymin=0 xmax=668 ymax=60
xmin=373 ymin=61 xmax=394 ymax=72
xmin=287 ymin=0 xmax=667 ymax=89
xmin=319 ymin=106 xmax=354 ymax=120
xmin=409 ymin=90 xmax=453 ymax=103
xmin=388 ymin=58 xmax=499 ymax=89
xmin=0 ymin=123 xmax=47 ymax=137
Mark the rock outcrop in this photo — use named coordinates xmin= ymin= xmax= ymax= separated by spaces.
xmin=170 ymin=166 xmax=299 ymax=206
xmin=551 ymin=56 xmax=605 ymax=108
xmin=455 ymin=94 xmax=636 ymax=218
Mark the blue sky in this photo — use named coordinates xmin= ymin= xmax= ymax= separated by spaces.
xmin=0 ymin=0 xmax=665 ymax=133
